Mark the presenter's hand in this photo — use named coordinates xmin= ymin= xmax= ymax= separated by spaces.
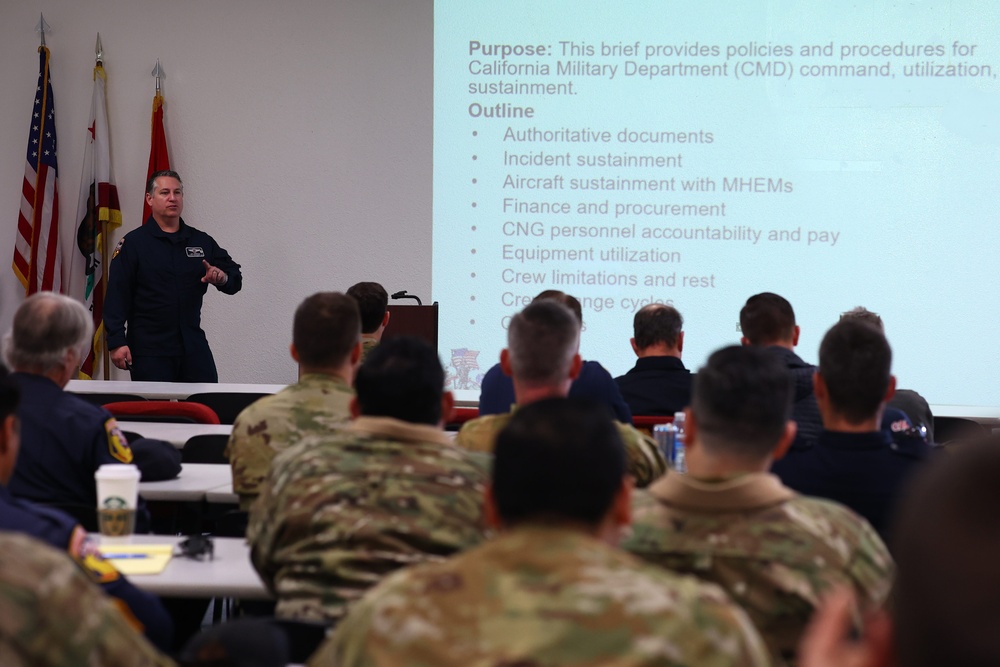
xmin=201 ymin=260 xmax=228 ymax=286
xmin=110 ymin=346 xmax=133 ymax=371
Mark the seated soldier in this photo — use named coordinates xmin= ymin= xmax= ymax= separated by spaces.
xmin=456 ymin=299 xmax=666 ymax=487
xmin=615 ymin=303 xmax=693 ymax=416
xmin=248 ymin=336 xmax=490 ymax=622
xmin=311 ymin=398 xmax=771 ymax=667
xmin=623 ymin=345 xmax=893 ymax=666
xmin=0 ymin=532 xmax=174 ymax=667
xmin=346 ymin=281 xmax=389 ymax=362
xmin=226 ymin=292 xmax=361 ymax=510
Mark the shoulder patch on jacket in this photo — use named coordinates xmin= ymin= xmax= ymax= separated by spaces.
xmin=106 ymin=418 xmax=133 ymax=463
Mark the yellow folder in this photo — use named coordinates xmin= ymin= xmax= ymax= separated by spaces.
xmin=98 ymin=544 xmax=174 ymax=575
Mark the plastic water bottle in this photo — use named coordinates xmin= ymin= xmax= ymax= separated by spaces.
xmin=672 ymin=411 xmax=687 ymax=474
xmin=653 ymin=423 xmax=676 ymax=464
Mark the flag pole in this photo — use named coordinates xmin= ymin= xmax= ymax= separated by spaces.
xmin=96 ymin=34 xmax=112 ymax=379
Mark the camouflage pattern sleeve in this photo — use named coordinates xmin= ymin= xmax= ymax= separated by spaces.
xmin=624 ymin=485 xmax=893 ymax=666
xmin=309 ymin=526 xmax=770 ymax=667
xmin=453 ymin=414 xmax=506 ymax=453
xmin=616 ymin=422 xmax=668 ymax=488
xmin=0 ymin=533 xmax=175 ymax=667
xmin=226 ymin=377 xmax=354 ymax=510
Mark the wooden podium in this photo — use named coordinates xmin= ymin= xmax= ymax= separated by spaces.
xmin=384 ymin=303 xmax=439 ymax=350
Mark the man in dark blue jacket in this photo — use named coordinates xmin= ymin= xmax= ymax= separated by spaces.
xmin=105 ymin=169 xmax=242 ymax=382
xmin=0 ymin=365 xmax=173 ymax=650
xmin=771 ymin=319 xmax=930 ymax=541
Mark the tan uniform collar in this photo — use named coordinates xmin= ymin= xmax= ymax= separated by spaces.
xmin=646 ymin=471 xmax=796 ymax=512
xmin=349 ymin=416 xmax=452 ymax=446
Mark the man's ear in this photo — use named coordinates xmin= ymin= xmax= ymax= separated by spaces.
xmin=792 ymin=324 xmax=801 ymax=347
xmin=884 ymin=375 xmax=897 ymax=403
xmin=772 ymin=421 xmax=798 ymax=461
xmin=611 ymin=475 xmax=634 ymax=528
xmin=440 ymin=391 xmax=455 ymax=426
xmin=350 ymin=340 xmax=363 ymax=366
xmin=381 ymin=311 xmax=391 ymax=330
xmin=677 ymin=331 xmax=684 ymax=354
xmin=568 ymin=353 xmax=583 ymax=380
xmin=145 ymin=191 xmax=154 ymax=206
xmin=289 ymin=343 xmax=300 ymax=363
xmin=683 ymin=406 xmax=698 ymax=454
xmin=630 ymin=337 xmax=640 ymax=356
xmin=740 ymin=336 xmax=751 ymax=346
xmin=499 ymin=349 xmax=513 ymax=377
xmin=483 ymin=484 xmax=503 ymax=530
xmin=349 ymin=396 xmax=362 ymax=419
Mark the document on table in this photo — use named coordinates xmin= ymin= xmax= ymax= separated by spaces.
xmin=98 ymin=544 xmax=174 ymax=575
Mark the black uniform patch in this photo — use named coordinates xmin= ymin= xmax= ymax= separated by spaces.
xmin=185 ymin=246 xmax=205 ymax=258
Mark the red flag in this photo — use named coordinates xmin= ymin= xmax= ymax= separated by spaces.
xmin=12 ymin=46 xmax=63 ymax=295
xmin=72 ymin=63 xmax=121 ymax=380
xmin=141 ymin=92 xmax=170 ymax=224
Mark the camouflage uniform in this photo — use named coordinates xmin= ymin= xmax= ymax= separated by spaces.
xmin=247 ymin=416 xmax=491 ymax=622
xmin=455 ymin=412 xmax=667 ymax=488
xmin=310 ymin=524 xmax=771 ymax=667
xmin=0 ymin=532 xmax=175 ymax=667
xmin=360 ymin=335 xmax=379 ymax=363
xmin=623 ymin=472 xmax=893 ymax=666
xmin=225 ymin=373 xmax=353 ymax=510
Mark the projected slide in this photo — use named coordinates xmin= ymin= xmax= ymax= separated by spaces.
xmin=433 ymin=1 xmax=1000 ymax=410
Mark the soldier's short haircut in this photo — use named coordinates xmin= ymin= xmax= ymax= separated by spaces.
xmin=0 ymin=366 xmax=20 ymax=421
xmin=346 ymin=282 xmax=389 ymax=334
xmin=838 ymin=306 xmax=884 ymax=332
xmin=890 ymin=438 xmax=1000 ymax=667
xmin=146 ymin=169 xmax=182 ymax=195
xmin=633 ymin=303 xmax=683 ymax=350
xmin=292 ymin=292 xmax=360 ymax=369
xmin=692 ymin=345 xmax=793 ymax=460
xmin=3 ymin=292 xmax=93 ymax=374
xmin=493 ymin=397 xmax=625 ymax=527
xmin=818 ymin=320 xmax=892 ymax=424
xmin=739 ymin=292 xmax=796 ymax=345
xmin=532 ymin=289 xmax=583 ymax=324
xmin=354 ymin=336 xmax=444 ymax=425
xmin=507 ymin=300 xmax=580 ymax=386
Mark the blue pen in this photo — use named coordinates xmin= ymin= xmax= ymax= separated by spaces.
xmin=102 ymin=553 xmax=151 ymax=559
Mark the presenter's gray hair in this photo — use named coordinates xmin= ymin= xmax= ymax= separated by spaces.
xmin=3 ymin=292 xmax=93 ymax=373
xmin=507 ymin=300 xmax=580 ymax=386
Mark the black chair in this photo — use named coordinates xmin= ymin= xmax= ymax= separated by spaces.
xmin=268 ymin=618 xmax=331 ymax=664
xmin=121 ymin=430 xmax=145 ymax=443
xmin=185 ymin=393 xmax=271 ymax=424
xmin=181 ymin=434 xmax=231 ymax=464
xmin=70 ymin=392 xmax=147 ymax=407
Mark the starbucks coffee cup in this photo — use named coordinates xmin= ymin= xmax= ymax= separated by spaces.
xmin=94 ymin=464 xmax=141 ymax=537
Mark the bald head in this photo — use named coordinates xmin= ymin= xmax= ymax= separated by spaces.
xmin=3 ymin=293 xmax=92 ymax=376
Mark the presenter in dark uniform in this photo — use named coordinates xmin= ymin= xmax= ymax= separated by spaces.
xmin=105 ymin=170 xmax=242 ymax=382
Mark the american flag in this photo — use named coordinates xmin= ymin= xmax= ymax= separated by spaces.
xmin=12 ymin=46 xmax=62 ymax=295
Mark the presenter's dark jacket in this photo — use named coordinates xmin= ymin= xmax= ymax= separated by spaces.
xmin=104 ymin=217 xmax=242 ymax=358
xmin=771 ymin=427 xmax=931 ymax=541
xmin=0 ymin=484 xmax=174 ymax=650
xmin=615 ymin=356 xmax=693 ymax=417
xmin=478 ymin=360 xmax=633 ymax=423
xmin=8 ymin=373 xmax=135 ymax=508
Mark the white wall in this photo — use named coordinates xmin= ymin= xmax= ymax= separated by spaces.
xmin=0 ymin=0 xmax=433 ymax=383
